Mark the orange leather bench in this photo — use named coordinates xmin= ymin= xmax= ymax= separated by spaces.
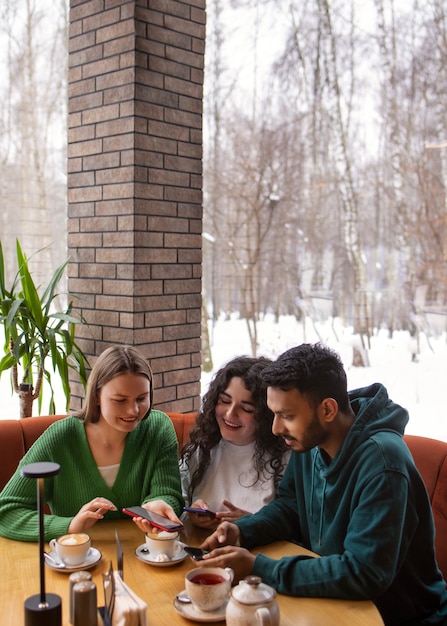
xmin=404 ymin=434 xmax=447 ymax=581
xmin=0 ymin=415 xmax=446 ymax=581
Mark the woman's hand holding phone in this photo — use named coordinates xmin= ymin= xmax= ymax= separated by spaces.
xmin=183 ymin=506 xmax=216 ymax=518
xmin=122 ymin=501 xmax=183 ymax=533
xmin=184 ymin=500 xmax=220 ymax=530
xmin=184 ymin=498 xmax=250 ymax=529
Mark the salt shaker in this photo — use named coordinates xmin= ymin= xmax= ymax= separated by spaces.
xmin=73 ymin=580 xmax=98 ymax=626
xmin=69 ymin=571 xmax=92 ymax=624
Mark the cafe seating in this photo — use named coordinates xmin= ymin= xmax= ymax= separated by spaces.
xmin=0 ymin=414 xmax=446 ymax=582
xmin=404 ymin=434 xmax=447 ymax=581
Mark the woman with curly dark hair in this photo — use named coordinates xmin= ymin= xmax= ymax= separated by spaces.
xmin=180 ymin=356 xmax=290 ymax=529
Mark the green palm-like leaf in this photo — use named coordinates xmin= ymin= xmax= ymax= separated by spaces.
xmin=16 ymin=241 xmax=45 ymax=333
xmin=0 ymin=239 xmax=90 ymax=416
xmin=0 ymin=354 xmax=16 ymax=370
xmin=41 ymin=260 xmax=68 ymax=315
xmin=0 ymin=242 xmax=6 ymax=297
xmin=5 ymin=299 xmax=24 ymax=331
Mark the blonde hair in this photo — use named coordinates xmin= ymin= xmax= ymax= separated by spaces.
xmin=75 ymin=345 xmax=153 ymax=423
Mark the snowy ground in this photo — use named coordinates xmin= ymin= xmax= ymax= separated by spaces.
xmin=1 ymin=315 xmax=446 ymax=441
xmin=202 ymin=315 xmax=447 ymax=442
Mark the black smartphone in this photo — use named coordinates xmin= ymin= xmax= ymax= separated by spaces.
xmin=183 ymin=506 xmax=216 ymax=518
xmin=122 ymin=506 xmax=184 ymax=532
xmin=184 ymin=546 xmax=209 ymax=561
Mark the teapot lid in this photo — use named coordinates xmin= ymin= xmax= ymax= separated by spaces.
xmin=232 ymin=576 xmax=276 ymax=605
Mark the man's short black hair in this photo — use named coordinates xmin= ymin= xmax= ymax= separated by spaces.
xmin=261 ymin=343 xmax=350 ymax=412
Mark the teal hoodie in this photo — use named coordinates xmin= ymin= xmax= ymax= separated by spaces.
xmin=236 ymin=383 xmax=447 ymax=625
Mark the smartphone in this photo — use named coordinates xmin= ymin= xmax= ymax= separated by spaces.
xmin=183 ymin=506 xmax=216 ymax=518
xmin=122 ymin=506 xmax=184 ymax=532
xmin=184 ymin=546 xmax=209 ymax=561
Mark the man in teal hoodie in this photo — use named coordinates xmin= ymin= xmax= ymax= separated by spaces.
xmin=201 ymin=343 xmax=447 ymax=625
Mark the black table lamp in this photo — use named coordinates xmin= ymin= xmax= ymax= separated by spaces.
xmin=21 ymin=462 xmax=62 ymax=626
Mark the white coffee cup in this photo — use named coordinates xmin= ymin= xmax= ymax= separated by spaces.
xmin=185 ymin=566 xmax=234 ymax=612
xmin=145 ymin=530 xmax=182 ymax=562
xmin=49 ymin=532 xmax=91 ymax=566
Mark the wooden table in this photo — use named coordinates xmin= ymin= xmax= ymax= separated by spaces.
xmin=0 ymin=519 xmax=384 ymax=625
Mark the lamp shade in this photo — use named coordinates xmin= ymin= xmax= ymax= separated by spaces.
xmin=21 ymin=462 xmax=61 ymax=480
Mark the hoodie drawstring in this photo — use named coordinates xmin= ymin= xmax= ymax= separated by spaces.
xmin=318 ymin=478 xmax=326 ymax=546
xmin=308 ymin=450 xmax=317 ymax=522
xmin=309 ymin=449 xmax=326 ymax=546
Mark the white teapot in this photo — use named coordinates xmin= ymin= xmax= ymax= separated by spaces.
xmin=225 ymin=575 xmax=280 ymax=626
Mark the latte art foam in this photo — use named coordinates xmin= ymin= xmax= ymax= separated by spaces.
xmin=58 ymin=533 xmax=89 ymax=546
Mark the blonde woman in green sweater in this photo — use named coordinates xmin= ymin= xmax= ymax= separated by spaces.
xmin=0 ymin=345 xmax=184 ymax=541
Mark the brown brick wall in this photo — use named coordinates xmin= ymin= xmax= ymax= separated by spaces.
xmin=67 ymin=0 xmax=205 ymax=413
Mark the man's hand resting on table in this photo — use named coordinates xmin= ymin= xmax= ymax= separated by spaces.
xmin=199 ymin=521 xmax=256 ymax=583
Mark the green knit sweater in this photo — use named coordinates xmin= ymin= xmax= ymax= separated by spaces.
xmin=0 ymin=411 xmax=184 ymax=541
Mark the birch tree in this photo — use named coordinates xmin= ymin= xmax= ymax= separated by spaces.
xmin=0 ymin=0 xmax=68 ymax=292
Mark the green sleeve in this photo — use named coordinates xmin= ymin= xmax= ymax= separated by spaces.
xmin=0 ymin=422 xmax=73 ymax=542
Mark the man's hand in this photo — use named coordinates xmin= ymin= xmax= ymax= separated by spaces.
xmin=200 ymin=521 xmax=241 ymax=550
xmin=201 ymin=546 xmax=256 ymax=583
xmin=68 ymin=497 xmax=117 ymax=533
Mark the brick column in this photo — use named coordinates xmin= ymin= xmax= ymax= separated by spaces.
xmin=67 ymin=0 xmax=205 ymax=413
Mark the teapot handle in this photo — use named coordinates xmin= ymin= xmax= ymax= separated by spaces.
xmin=256 ymin=607 xmax=273 ymax=626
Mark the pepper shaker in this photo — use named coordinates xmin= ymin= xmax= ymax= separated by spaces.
xmin=73 ymin=580 xmax=97 ymax=626
xmin=69 ymin=571 xmax=92 ymax=624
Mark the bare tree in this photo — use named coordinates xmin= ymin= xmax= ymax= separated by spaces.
xmin=203 ymin=0 xmax=447 ymax=346
xmin=0 ymin=0 xmax=68 ymax=293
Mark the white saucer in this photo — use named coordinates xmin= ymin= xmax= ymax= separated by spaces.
xmin=135 ymin=544 xmax=188 ymax=567
xmin=44 ymin=547 xmax=102 ymax=572
xmin=173 ymin=591 xmax=228 ymax=622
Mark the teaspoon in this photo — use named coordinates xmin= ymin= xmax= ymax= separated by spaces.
xmin=44 ymin=552 xmax=66 ymax=569
xmin=175 ymin=591 xmax=192 ymax=604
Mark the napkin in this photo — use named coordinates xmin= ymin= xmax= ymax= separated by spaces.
xmin=111 ymin=571 xmax=147 ymax=626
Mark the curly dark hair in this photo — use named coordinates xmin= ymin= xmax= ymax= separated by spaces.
xmin=180 ymin=355 xmax=288 ymax=505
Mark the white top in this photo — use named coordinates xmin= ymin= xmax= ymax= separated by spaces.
xmin=180 ymin=439 xmax=290 ymax=513
xmin=98 ymin=463 xmax=120 ymax=488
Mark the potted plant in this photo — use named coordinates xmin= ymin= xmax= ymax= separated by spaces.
xmin=0 ymin=239 xmax=89 ymax=418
